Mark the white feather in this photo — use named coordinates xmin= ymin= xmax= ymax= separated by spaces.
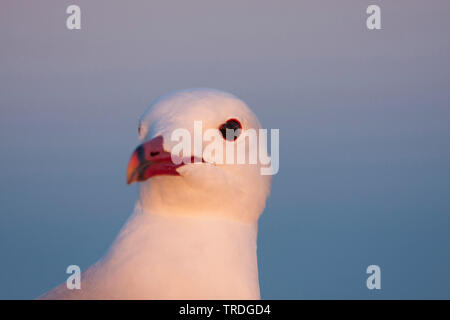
xmin=40 ymin=88 xmax=272 ymax=299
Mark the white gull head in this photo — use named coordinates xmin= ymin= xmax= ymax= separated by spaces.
xmin=130 ymin=88 xmax=272 ymax=223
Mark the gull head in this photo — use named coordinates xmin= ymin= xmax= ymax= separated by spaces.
xmin=127 ymin=88 xmax=272 ymax=223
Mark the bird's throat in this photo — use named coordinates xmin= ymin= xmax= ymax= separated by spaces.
xmin=97 ymin=203 xmax=261 ymax=299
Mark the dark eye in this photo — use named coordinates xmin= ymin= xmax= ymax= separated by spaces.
xmin=219 ymin=119 xmax=242 ymax=141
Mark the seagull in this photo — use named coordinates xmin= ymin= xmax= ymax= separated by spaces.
xmin=40 ymin=88 xmax=272 ymax=299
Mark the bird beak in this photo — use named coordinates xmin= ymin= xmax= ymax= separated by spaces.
xmin=126 ymin=135 xmax=182 ymax=184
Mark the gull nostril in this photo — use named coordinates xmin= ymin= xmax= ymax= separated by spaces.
xmin=150 ymin=151 xmax=160 ymax=157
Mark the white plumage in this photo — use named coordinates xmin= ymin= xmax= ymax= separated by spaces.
xmin=40 ymin=88 xmax=272 ymax=299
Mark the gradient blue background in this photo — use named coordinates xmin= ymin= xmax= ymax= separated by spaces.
xmin=1 ymin=0 xmax=450 ymax=299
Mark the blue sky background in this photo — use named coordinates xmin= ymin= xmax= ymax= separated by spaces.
xmin=1 ymin=0 xmax=450 ymax=299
